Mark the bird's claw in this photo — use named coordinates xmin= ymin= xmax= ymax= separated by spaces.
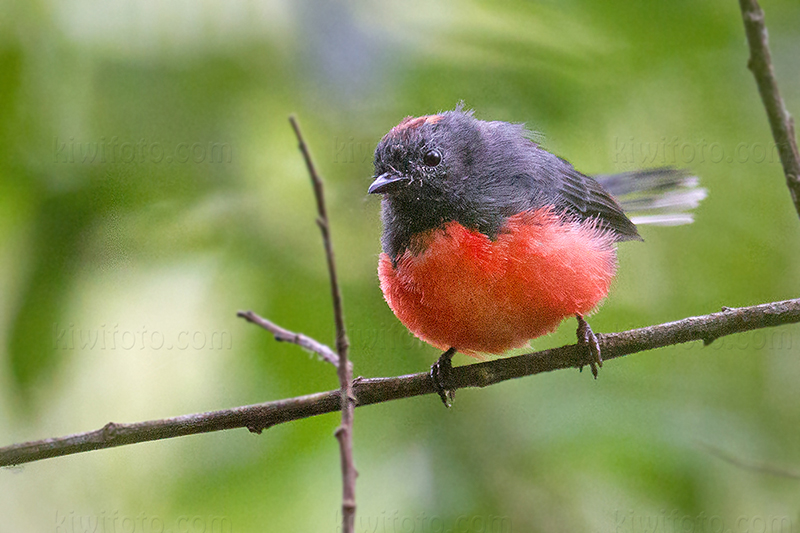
xmin=431 ymin=347 xmax=457 ymax=407
xmin=576 ymin=315 xmax=602 ymax=378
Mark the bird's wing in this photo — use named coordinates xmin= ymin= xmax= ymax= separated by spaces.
xmin=514 ymin=151 xmax=641 ymax=242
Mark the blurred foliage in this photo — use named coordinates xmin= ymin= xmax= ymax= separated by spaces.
xmin=1 ymin=0 xmax=800 ymax=531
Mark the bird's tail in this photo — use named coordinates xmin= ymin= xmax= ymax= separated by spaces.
xmin=593 ymin=167 xmax=707 ymax=226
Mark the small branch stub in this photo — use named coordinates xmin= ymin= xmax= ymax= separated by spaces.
xmin=237 ymin=310 xmax=342 ymax=368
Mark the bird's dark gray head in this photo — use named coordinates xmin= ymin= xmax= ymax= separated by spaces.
xmin=369 ymin=108 xmax=642 ymax=260
xmin=371 ymin=111 xmax=480 ymax=200
xmin=369 ymin=109 xmax=524 ymax=258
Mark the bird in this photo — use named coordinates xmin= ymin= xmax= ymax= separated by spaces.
xmin=368 ymin=107 xmax=706 ymax=406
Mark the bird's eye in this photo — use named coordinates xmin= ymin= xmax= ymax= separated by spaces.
xmin=422 ymin=149 xmax=442 ymax=167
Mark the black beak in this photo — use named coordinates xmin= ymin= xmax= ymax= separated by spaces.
xmin=368 ymin=173 xmax=410 ymax=195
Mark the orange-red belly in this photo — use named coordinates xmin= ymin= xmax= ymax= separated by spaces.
xmin=378 ymin=208 xmax=617 ymax=356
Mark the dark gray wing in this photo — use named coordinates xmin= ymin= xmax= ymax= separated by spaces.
xmin=551 ymin=160 xmax=642 ymax=241
xmin=472 ymin=119 xmax=641 ymax=242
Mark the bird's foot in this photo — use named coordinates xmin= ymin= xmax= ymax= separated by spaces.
xmin=576 ymin=315 xmax=602 ymax=378
xmin=431 ymin=347 xmax=457 ymax=407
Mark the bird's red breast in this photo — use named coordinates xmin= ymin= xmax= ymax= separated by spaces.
xmin=378 ymin=207 xmax=617 ymax=356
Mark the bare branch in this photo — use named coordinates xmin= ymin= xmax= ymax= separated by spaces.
xmin=738 ymin=0 xmax=800 ymax=218
xmin=289 ymin=115 xmax=356 ymax=532
xmin=698 ymin=441 xmax=800 ymax=480
xmin=237 ymin=310 xmax=341 ymax=367
xmin=288 ymin=116 xmax=350 ymax=361
xmin=2 ymin=298 xmax=799 ymax=468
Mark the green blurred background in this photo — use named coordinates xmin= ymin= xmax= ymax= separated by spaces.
xmin=2 ymin=1 xmax=800 ymax=531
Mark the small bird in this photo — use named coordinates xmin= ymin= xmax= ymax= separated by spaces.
xmin=368 ymin=108 xmax=705 ymax=406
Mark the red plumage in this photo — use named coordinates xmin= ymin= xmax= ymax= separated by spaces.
xmin=379 ymin=207 xmax=617 ymax=355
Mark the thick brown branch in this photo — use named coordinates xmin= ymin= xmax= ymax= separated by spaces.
xmin=289 ymin=115 xmax=355 ymax=533
xmin=739 ymin=0 xmax=800 ymax=218
xmin=2 ymin=298 xmax=799 ymax=468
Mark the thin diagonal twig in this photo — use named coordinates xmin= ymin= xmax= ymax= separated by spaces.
xmin=237 ymin=310 xmax=341 ymax=367
xmin=289 ymin=115 xmax=356 ymax=532
xmin=738 ymin=0 xmax=800 ymax=218
xmin=2 ymin=298 xmax=799 ymax=468
xmin=698 ymin=441 xmax=800 ymax=480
